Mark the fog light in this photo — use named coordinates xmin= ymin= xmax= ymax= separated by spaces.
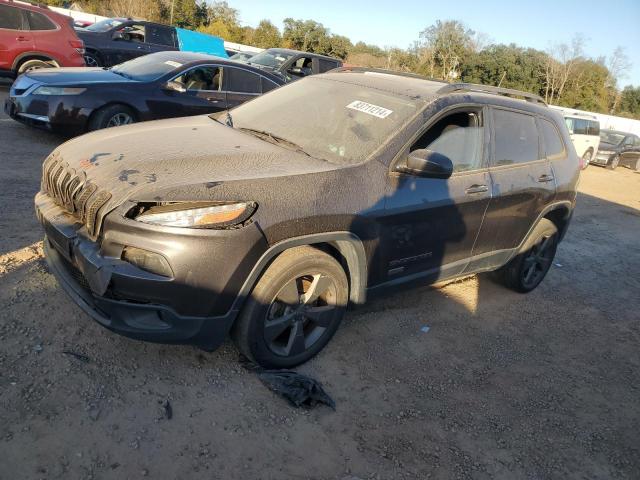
xmin=122 ymin=247 xmax=173 ymax=277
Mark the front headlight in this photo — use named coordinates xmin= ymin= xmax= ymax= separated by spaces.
xmin=135 ymin=202 xmax=255 ymax=228
xmin=597 ymin=150 xmax=614 ymax=155
xmin=33 ymin=86 xmax=86 ymax=96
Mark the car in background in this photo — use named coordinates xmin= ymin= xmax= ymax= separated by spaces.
xmin=0 ymin=0 xmax=85 ymax=77
xmin=4 ymin=51 xmax=284 ymax=134
xmin=229 ymin=51 xmax=256 ymax=63
xmin=76 ymin=18 xmax=227 ymax=67
xmin=593 ymin=130 xmax=640 ymax=170
xmin=562 ymin=112 xmax=600 ymax=169
xmin=245 ymin=48 xmax=342 ymax=82
xmin=35 ymin=72 xmax=579 ymax=367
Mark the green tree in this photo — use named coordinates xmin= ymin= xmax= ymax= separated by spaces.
xmin=619 ymin=86 xmax=640 ymax=118
xmin=416 ymin=20 xmax=475 ymax=80
xmin=252 ymin=20 xmax=282 ymax=49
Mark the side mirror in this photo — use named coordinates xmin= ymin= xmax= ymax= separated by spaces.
xmin=163 ymin=81 xmax=186 ymax=93
xmin=399 ymin=149 xmax=453 ymax=179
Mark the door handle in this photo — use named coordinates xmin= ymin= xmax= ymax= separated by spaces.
xmin=465 ymin=184 xmax=488 ymax=194
xmin=537 ymin=174 xmax=554 ymax=183
xmin=16 ymin=36 xmax=29 ymax=42
xmin=206 ymin=98 xmax=220 ymax=103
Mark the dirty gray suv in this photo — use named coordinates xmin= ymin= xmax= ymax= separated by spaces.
xmin=35 ymin=69 xmax=580 ymax=367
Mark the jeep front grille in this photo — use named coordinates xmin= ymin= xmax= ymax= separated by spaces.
xmin=42 ymin=153 xmax=112 ymax=238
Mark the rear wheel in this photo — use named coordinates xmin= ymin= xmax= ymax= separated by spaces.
xmin=88 ymin=104 xmax=136 ymax=131
xmin=608 ymin=155 xmax=620 ymax=170
xmin=232 ymin=246 xmax=348 ymax=368
xmin=494 ymin=218 xmax=558 ymax=293
xmin=17 ymin=58 xmax=57 ymax=74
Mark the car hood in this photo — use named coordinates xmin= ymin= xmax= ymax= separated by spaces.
xmin=47 ymin=115 xmax=340 ymax=208
xmin=22 ymin=67 xmax=132 ymax=86
xmin=598 ymin=141 xmax=621 ymax=151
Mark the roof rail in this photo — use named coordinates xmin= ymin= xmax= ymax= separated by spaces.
xmin=438 ymin=83 xmax=547 ymax=105
xmin=331 ymin=66 xmax=446 ymax=83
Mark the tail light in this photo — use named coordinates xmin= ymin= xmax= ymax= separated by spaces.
xmin=69 ymin=39 xmax=85 ymax=55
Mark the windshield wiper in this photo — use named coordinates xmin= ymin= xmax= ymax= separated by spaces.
xmin=238 ymin=128 xmax=311 ymax=156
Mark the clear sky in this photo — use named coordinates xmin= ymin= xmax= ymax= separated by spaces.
xmin=227 ymin=0 xmax=640 ymax=87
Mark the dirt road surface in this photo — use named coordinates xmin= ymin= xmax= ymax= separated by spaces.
xmin=1 ymin=81 xmax=639 ymax=480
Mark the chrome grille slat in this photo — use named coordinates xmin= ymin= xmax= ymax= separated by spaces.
xmin=42 ymin=154 xmax=109 ymax=239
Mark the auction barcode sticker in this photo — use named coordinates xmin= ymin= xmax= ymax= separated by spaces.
xmin=346 ymin=101 xmax=393 ymax=119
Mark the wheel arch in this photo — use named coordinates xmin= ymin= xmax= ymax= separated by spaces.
xmin=231 ymin=232 xmax=368 ymax=315
xmin=12 ymin=53 xmax=60 ymax=72
xmin=517 ymin=202 xmax=573 ymax=253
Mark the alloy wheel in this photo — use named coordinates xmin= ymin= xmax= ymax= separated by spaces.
xmin=263 ymin=273 xmax=338 ymax=357
xmin=84 ymin=54 xmax=99 ymax=67
xmin=521 ymin=235 xmax=555 ymax=289
xmin=106 ymin=113 xmax=133 ymax=128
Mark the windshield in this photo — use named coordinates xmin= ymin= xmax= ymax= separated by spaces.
xmin=225 ymin=77 xmax=420 ymax=165
xmin=85 ymin=19 xmax=124 ymax=32
xmin=248 ymin=50 xmax=296 ymax=69
xmin=599 ymin=131 xmax=625 ymax=146
xmin=111 ymin=53 xmax=182 ymax=82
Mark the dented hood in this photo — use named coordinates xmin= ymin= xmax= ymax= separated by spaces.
xmin=50 ymin=115 xmax=339 ymax=208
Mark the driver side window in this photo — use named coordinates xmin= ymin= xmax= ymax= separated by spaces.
xmin=174 ymin=67 xmax=222 ymax=92
xmin=116 ymin=24 xmax=146 ymax=43
xmin=410 ymin=110 xmax=484 ymax=173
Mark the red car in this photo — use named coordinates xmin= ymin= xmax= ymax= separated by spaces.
xmin=0 ymin=0 xmax=85 ymax=77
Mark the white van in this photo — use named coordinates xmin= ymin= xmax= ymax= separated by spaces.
xmin=563 ymin=113 xmax=601 ymax=169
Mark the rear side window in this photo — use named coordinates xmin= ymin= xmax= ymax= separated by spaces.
xmin=0 ymin=5 xmax=26 ymax=30
xmin=540 ymin=119 xmax=565 ymax=157
xmin=26 ymin=11 xmax=57 ymax=31
xmin=318 ymin=59 xmax=339 ymax=73
xmin=147 ymin=25 xmax=175 ymax=47
xmin=224 ymin=67 xmax=261 ymax=94
xmin=573 ymin=118 xmax=588 ymax=135
xmin=493 ymin=109 xmax=540 ymax=165
xmin=587 ymin=120 xmax=600 ymax=136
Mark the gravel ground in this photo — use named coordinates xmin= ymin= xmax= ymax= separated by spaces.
xmin=1 ymin=81 xmax=639 ymax=480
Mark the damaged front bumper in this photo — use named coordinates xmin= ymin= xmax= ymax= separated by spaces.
xmin=35 ymin=192 xmax=265 ymax=350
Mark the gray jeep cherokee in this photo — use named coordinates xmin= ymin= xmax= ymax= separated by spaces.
xmin=35 ymin=69 xmax=580 ymax=367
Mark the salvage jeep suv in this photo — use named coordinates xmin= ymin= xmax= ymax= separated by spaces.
xmin=35 ymin=69 xmax=579 ymax=367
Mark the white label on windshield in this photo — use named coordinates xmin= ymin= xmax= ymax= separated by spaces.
xmin=164 ymin=61 xmax=182 ymax=68
xmin=346 ymin=100 xmax=393 ymax=119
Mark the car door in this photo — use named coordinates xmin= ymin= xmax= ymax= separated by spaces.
xmin=109 ymin=23 xmax=149 ymax=64
xmin=382 ymin=106 xmax=492 ymax=283
xmin=223 ymin=66 xmax=262 ymax=109
xmin=150 ymin=65 xmax=227 ymax=119
xmin=0 ymin=4 xmax=33 ymax=73
xmin=24 ymin=9 xmax=60 ymax=61
xmin=620 ymin=135 xmax=640 ymax=168
xmin=471 ymin=107 xmax=556 ymax=267
xmin=144 ymin=24 xmax=178 ymax=54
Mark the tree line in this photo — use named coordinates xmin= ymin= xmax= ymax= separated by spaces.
xmin=45 ymin=0 xmax=640 ymax=119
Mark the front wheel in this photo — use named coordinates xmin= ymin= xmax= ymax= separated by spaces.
xmin=581 ymin=150 xmax=592 ymax=169
xmin=83 ymin=52 xmax=102 ymax=68
xmin=231 ymin=246 xmax=349 ymax=368
xmin=493 ymin=218 xmax=558 ymax=293
xmin=88 ymin=104 xmax=136 ymax=131
xmin=608 ymin=155 xmax=620 ymax=170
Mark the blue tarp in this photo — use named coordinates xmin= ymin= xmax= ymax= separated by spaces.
xmin=175 ymin=28 xmax=228 ymax=58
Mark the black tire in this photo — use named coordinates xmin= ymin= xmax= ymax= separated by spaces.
xmin=581 ymin=149 xmax=592 ymax=169
xmin=231 ymin=246 xmax=349 ymax=368
xmin=88 ymin=104 xmax=136 ymax=131
xmin=493 ymin=218 xmax=558 ymax=293
xmin=608 ymin=155 xmax=620 ymax=170
xmin=83 ymin=51 xmax=102 ymax=68
xmin=17 ymin=58 xmax=56 ymax=74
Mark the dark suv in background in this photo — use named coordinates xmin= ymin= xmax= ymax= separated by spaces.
xmin=239 ymin=48 xmax=342 ymax=81
xmin=35 ymin=70 xmax=579 ymax=368
xmin=593 ymin=129 xmax=640 ymax=170
xmin=0 ymin=0 xmax=85 ymax=76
